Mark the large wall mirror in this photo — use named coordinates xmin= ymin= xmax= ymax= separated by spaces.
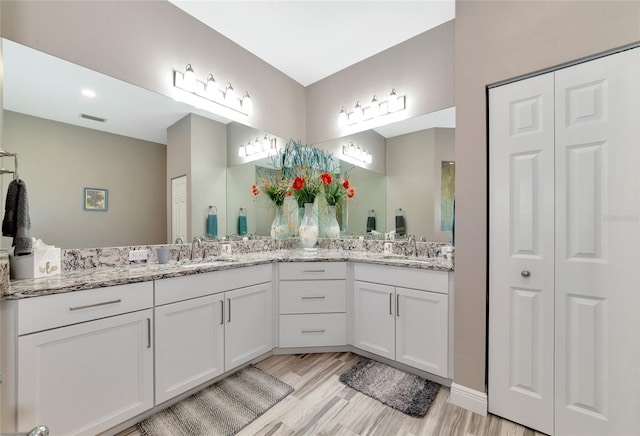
xmin=1 ymin=38 xmax=455 ymax=249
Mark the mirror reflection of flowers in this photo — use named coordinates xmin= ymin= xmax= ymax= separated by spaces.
xmin=324 ymin=174 xmax=356 ymax=206
xmin=252 ymin=173 xmax=290 ymax=207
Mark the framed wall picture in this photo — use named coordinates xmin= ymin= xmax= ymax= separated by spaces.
xmin=84 ymin=187 xmax=108 ymax=211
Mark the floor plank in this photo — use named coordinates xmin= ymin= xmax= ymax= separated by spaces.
xmin=120 ymin=352 xmax=545 ymax=436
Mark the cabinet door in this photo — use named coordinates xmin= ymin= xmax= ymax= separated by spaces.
xmin=155 ymin=294 xmax=224 ymax=404
xmin=224 ymin=282 xmax=273 ymax=371
xmin=396 ymin=287 xmax=448 ymax=377
xmin=353 ymin=280 xmax=395 ymax=360
xmin=17 ymin=309 xmax=153 ymax=436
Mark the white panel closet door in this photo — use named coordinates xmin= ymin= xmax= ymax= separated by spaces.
xmin=488 ymin=73 xmax=555 ymax=435
xmin=554 ymin=47 xmax=640 ymax=435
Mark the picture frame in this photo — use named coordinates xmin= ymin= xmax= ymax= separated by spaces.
xmin=84 ymin=187 xmax=108 ymax=211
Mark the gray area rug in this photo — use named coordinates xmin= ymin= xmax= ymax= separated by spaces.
xmin=137 ymin=365 xmax=294 ymax=436
xmin=339 ymin=358 xmax=440 ymax=417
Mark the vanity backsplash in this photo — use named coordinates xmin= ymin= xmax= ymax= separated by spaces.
xmin=61 ymin=238 xmax=453 ymax=272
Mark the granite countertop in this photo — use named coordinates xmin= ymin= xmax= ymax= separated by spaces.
xmin=5 ymin=249 xmax=453 ymax=299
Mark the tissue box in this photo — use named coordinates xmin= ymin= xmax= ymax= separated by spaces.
xmin=10 ymin=247 xmax=61 ymax=279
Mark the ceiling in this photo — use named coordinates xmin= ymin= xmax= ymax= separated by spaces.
xmin=168 ymin=1 xmax=456 ymax=87
xmin=2 ymin=2 xmax=455 ymax=146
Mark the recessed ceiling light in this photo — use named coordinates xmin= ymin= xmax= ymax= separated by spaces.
xmin=81 ymin=89 xmax=96 ymax=98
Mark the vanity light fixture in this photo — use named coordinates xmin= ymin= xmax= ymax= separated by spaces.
xmin=343 ymin=142 xmax=373 ymax=164
xmin=174 ymin=64 xmax=252 ymax=116
xmin=238 ymin=135 xmax=278 ymax=158
xmin=337 ymin=88 xmax=406 ymax=127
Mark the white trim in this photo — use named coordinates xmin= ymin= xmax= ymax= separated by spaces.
xmin=449 ymin=382 xmax=487 ymax=416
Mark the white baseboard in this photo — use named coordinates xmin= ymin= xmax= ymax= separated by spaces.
xmin=449 ymin=382 xmax=487 ymax=416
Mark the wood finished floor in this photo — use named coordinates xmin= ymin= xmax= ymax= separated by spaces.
xmin=121 ymin=352 xmax=545 ymax=436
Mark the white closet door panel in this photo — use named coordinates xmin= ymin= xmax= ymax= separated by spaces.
xmin=488 ymin=72 xmax=555 ymax=435
xmin=554 ymin=47 xmax=640 ymax=435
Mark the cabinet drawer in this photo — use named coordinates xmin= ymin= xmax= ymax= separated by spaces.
xmin=279 ymin=313 xmax=346 ymax=347
xmin=354 ymin=263 xmax=449 ymax=294
xmin=155 ymin=264 xmax=272 ymax=305
xmin=279 ymin=262 xmax=346 ymax=280
xmin=279 ymin=280 xmax=346 ymax=314
xmin=18 ymin=281 xmax=154 ymax=335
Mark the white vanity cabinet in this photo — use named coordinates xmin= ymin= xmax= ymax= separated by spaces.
xmin=154 ymin=264 xmax=272 ymax=404
xmin=1 ymin=282 xmax=154 ymax=436
xmin=278 ymin=262 xmax=347 ymax=348
xmin=353 ymin=264 xmax=450 ymax=377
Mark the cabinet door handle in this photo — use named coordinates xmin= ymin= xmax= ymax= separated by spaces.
xmin=389 ymin=293 xmax=393 ymax=315
xmin=227 ymin=298 xmax=231 ymax=323
xmin=301 ymin=296 xmax=325 ymax=300
xmin=301 ymin=329 xmax=325 ymax=334
xmin=302 ymin=269 xmax=325 ymax=273
xmin=396 ymin=294 xmax=400 ymax=317
xmin=146 ymin=318 xmax=151 ymax=348
xmin=69 ymin=299 xmax=122 ymax=311
xmin=220 ymin=300 xmax=224 ymax=325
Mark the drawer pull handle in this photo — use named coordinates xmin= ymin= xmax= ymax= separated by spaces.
xmin=389 ymin=293 xmax=393 ymax=315
xmin=301 ymin=329 xmax=325 ymax=334
xmin=228 ymin=298 xmax=232 ymax=323
xmin=397 ymin=294 xmax=400 ymax=317
xmin=302 ymin=269 xmax=325 ymax=273
xmin=220 ymin=300 xmax=224 ymax=325
xmin=146 ymin=318 xmax=151 ymax=348
xmin=301 ymin=296 xmax=325 ymax=300
xmin=69 ymin=299 xmax=122 ymax=311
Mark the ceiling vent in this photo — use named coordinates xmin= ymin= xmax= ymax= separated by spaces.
xmin=80 ymin=113 xmax=107 ymax=123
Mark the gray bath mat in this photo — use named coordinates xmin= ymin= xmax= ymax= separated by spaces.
xmin=137 ymin=365 xmax=293 ymax=436
xmin=339 ymin=357 xmax=440 ymax=417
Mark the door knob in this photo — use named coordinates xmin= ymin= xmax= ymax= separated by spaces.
xmin=521 ymin=270 xmax=531 ymax=277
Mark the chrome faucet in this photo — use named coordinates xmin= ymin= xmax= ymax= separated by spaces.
xmin=406 ymin=235 xmax=417 ymax=257
xmin=174 ymin=237 xmax=184 ymax=244
xmin=191 ymin=236 xmax=203 ymax=261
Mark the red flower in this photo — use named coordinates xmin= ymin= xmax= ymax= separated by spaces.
xmin=321 ymin=173 xmax=332 ymax=185
xmin=251 ymin=184 xmax=259 ymax=196
xmin=347 ymin=188 xmax=355 ymax=198
xmin=292 ymin=177 xmax=305 ymax=191
xmin=343 ymin=178 xmax=350 ymax=189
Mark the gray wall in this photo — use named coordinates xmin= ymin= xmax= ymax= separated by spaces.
xmin=3 ymin=111 xmax=166 ymax=248
xmin=306 ymin=20 xmax=454 ymax=145
xmin=454 ymin=0 xmax=640 ymax=393
xmin=0 ymin=0 xmax=305 ymax=141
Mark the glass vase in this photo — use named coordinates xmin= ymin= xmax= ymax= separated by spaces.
xmin=270 ymin=205 xmax=288 ymax=240
xmin=325 ymin=205 xmax=341 ymax=238
xmin=299 ymin=203 xmax=318 ymax=250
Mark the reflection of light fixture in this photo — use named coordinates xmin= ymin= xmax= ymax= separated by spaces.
xmin=173 ymin=64 xmax=252 ymax=115
xmin=342 ymin=142 xmax=373 ymax=164
xmin=81 ymin=89 xmax=96 ymax=98
xmin=337 ymin=88 xmax=406 ymax=127
xmin=238 ymin=135 xmax=279 ymax=159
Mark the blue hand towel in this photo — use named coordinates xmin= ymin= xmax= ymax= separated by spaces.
xmin=238 ymin=215 xmax=247 ymax=236
xmin=366 ymin=216 xmax=376 ymax=232
xmin=207 ymin=214 xmax=218 ymax=237
xmin=395 ymin=214 xmax=406 ymax=236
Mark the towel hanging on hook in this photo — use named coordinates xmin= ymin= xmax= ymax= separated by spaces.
xmin=207 ymin=205 xmax=218 ymax=237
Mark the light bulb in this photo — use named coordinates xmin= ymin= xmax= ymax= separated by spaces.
xmin=205 ymin=74 xmax=218 ymax=100
xmin=388 ymin=88 xmax=398 ymax=112
xmin=370 ymin=95 xmax=380 ymax=118
xmin=184 ymin=64 xmax=196 ymax=93
xmin=225 ymin=82 xmax=237 ymax=106
xmin=353 ymin=101 xmax=363 ymax=122
xmin=242 ymin=92 xmax=253 ymax=114
xmin=238 ymin=145 xmax=247 ymax=157
xmin=338 ymin=107 xmax=347 ymax=127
